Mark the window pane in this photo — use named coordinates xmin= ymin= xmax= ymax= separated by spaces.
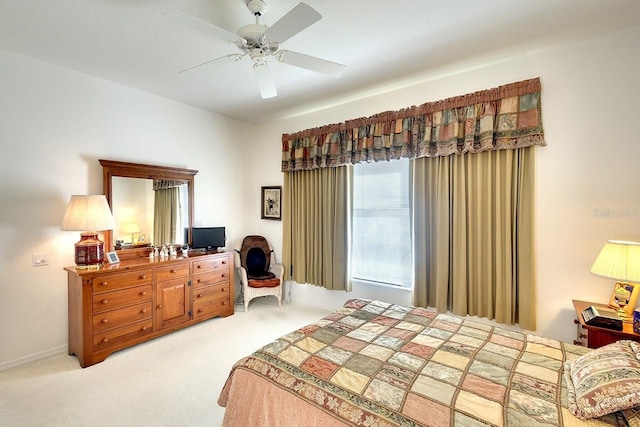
xmin=352 ymin=159 xmax=411 ymax=287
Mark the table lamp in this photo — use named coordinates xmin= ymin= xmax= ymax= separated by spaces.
xmin=590 ymin=240 xmax=640 ymax=319
xmin=60 ymin=195 xmax=116 ymax=268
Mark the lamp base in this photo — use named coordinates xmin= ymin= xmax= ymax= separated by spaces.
xmin=74 ymin=231 xmax=105 ymax=269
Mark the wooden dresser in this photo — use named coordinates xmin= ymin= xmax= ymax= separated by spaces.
xmin=66 ymin=251 xmax=233 ymax=367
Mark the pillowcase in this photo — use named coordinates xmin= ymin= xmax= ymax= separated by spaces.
xmin=564 ymin=340 xmax=640 ymax=419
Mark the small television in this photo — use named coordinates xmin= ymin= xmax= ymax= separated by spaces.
xmin=190 ymin=227 xmax=225 ymax=251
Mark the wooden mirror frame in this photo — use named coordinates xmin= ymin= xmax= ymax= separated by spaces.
xmin=100 ymin=159 xmax=198 ymax=260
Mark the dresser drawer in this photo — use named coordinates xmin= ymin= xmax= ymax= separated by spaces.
xmin=193 ymin=256 xmax=230 ymax=274
xmin=92 ymin=301 xmax=153 ymax=333
xmin=92 ymin=269 xmax=152 ymax=293
xmin=193 ymin=283 xmax=230 ymax=320
xmin=192 ymin=269 xmax=230 ymax=289
xmin=193 ymin=294 xmax=231 ymax=320
xmin=93 ymin=319 xmax=153 ymax=352
xmin=156 ymin=263 xmax=190 ymax=281
xmin=92 ymin=284 xmax=152 ymax=313
xmin=193 ymin=282 xmax=230 ymax=301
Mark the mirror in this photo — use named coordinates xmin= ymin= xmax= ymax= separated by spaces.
xmin=100 ymin=159 xmax=198 ymax=258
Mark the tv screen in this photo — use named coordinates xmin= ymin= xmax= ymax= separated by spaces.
xmin=190 ymin=227 xmax=225 ymax=251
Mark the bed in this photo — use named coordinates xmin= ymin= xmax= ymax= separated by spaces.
xmin=218 ymin=299 xmax=640 ymax=426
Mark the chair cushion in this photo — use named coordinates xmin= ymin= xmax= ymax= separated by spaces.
xmin=239 ymin=235 xmax=278 ymax=284
xmin=248 ymin=278 xmax=280 ymax=288
xmin=246 ymin=247 xmax=268 ymax=276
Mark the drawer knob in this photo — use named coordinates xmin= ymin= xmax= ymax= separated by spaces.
xmin=221 ymin=287 xmax=226 ymax=292
xmin=140 ymin=291 xmax=147 ymax=296
xmin=101 ymin=319 xmax=108 ymax=324
xmin=157 ymin=304 xmax=163 ymax=309
xmin=197 ymin=293 xmax=204 ymax=298
xmin=222 ymin=261 xmax=227 ymax=265
xmin=140 ymin=275 xmax=147 ymax=279
xmin=100 ymin=281 xmax=108 ymax=286
xmin=198 ymin=308 xmax=203 ymax=313
xmin=171 ymin=269 xmax=177 ymax=273
xmin=221 ymin=274 xmax=226 ymax=278
xmin=140 ymin=308 xmax=147 ymax=314
xmin=221 ymin=301 xmax=226 ymax=306
xmin=102 ymin=299 xmax=108 ymax=304
xmin=102 ymin=338 xmax=109 ymax=343
xmin=579 ymin=333 xmax=587 ymax=339
xmin=197 ymin=265 xmax=202 ymax=269
xmin=141 ymin=326 xmax=148 ymax=331
xmin=573 ymin=319 xmax=579 ymax=325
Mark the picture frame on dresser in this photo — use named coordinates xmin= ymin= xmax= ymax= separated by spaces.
xmin=106 ymin=251 xmax=120 ymax=264
xmin=608 ymin=281 xmax=640 ymax=317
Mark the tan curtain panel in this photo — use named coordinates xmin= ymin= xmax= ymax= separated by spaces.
xmin=281 ymin=78 xmax=544 ymax=318
xmin=153 ymin=179 xmax=187 ymax=190
xmin=412 ymin=148 xmax=536 ymax=330
xmin=153 ymin=187 xmax=182 ymax=246
xmin=282 ymin=78 xmax=545 ymax=172
xmin=282 ymin=166 xmax=351 ymax=291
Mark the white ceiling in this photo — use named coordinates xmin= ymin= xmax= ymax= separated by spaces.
xmin=1 ymin=0 xmax=639 ymax=124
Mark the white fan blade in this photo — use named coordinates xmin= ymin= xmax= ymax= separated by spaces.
xmin=178 ymin=54 xmax=244 ymax=74
xmin=253 ymin=62 xmax=277 ymax=99
xmin=167 ymin=10 xmax=245 ymax=43
xmin=277 ymin=50 xmax=345 ymax=77
xmin=263 ymin=2 xmax=321 ymax=44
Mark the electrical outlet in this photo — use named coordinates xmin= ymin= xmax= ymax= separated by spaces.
xmin=32 ymin=253 xmax=49 ymax=267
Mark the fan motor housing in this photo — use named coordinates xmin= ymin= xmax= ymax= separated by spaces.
xmin=237 ymin=24 xmax=278 ymax=55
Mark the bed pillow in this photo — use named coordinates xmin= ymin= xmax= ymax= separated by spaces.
xmin=564 ymin=340 xmax=640 ymax=419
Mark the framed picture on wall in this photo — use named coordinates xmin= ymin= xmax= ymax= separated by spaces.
xmin=261 ymin=186 xmax=282 ymax=220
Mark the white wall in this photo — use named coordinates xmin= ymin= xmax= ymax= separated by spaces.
xmin=251 ymin=24 xmax=640 ymax=344
xmin=0 ymin=50 xmax=257 ymax=369
xmin=2 ymin=23 xmax=639 ymax=369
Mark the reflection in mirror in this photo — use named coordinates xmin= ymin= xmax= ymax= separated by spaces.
xmin=112 ymin=177 xmax=151 ymax=246
xmin=151 ymin=179 xmax=189 ymax=246
xmin=111 ymin=177 xmax=189 ymax=248
xmin=100 ymin=159 xmax=197 ymax=258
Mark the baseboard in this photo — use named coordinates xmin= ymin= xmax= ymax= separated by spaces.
xmin=0 ymin=344 xmax=67 ymax=372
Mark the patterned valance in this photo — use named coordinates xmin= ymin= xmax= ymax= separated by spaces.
xmin=153 ymin=179 xmax=187 ymax=191
xmin=281 ymin=78 xmax=546 ymax=172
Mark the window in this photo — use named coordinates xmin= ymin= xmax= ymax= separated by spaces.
xmin=352 ymin=158 xmax=411 ymax=288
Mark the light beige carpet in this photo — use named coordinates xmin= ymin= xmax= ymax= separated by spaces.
xmin=0 ymin=298 xmax=332 ymax=427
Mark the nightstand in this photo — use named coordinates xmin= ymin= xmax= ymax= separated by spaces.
xmin=572 ymin=299 xmax=640 ymax=348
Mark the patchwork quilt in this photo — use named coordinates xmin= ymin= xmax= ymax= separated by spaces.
xmin=219 ymin=299 xmax=636 ymax=426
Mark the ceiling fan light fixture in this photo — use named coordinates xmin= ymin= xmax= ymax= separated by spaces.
xmin=253 ymin=61 xmax=277 ymax=99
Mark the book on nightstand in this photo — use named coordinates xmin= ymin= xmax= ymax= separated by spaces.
xmin=582 ymin=305 xmax=623 ymax=331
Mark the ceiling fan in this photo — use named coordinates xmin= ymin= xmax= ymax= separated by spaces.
xmin=170 ymin=1 xmax=346 ymax=99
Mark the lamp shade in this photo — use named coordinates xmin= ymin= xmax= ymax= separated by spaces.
xmin=590 ymin=240 xmax=640 ymax=283
xmin=60 ymin=195 xmax=116 ymax=232
xmin=60 ymin=195 xmax=115 ymax=268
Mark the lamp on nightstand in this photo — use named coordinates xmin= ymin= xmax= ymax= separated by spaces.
xmin=60 ymin=195 xmax=116 ymax=269
xmin=590 ymin=240 xmax=640 ymax=320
